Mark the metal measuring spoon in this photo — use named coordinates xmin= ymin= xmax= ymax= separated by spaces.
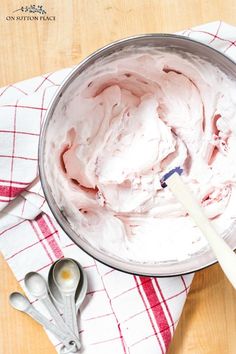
xmin=48 ymin=259 xmax=88 ymax=312
xmin=9 ymin=292 xmax=78 ymax=352
xmin=24 ymin=272 xmax=81 ymax=350
xmin=24 ymin=272 xmax=65 ymax=327
xmin=52 ymin=259 xmax=80 ymax=337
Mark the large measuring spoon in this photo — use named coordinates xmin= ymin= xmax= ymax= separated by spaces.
xmin=52 ymin=259 xmax=80 ymax=337
xmin=48 ymin=259 xmax=88 ymax=312
xmin=24 ymin=271 xmax=81 ymax=350
xmin=9 ymin=292 xmax=77 ymax=352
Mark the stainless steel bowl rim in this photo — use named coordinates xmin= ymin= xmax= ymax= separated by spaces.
xmin=39 ymin=33 xmax=236 ymax=277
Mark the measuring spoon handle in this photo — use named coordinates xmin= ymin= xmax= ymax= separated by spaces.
xmin=26 ymin=305 xmax=72 ymax=347
xmin=42 ymin=296 xmax=65 ymax=330
xmin=42 ymin=296 xmax=81 ymax=350
xmin=64 ymin=295 xmax=79 ymax=338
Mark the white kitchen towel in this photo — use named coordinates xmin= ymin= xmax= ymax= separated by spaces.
xmin=0 ymin=21 xmax=235 ymax=354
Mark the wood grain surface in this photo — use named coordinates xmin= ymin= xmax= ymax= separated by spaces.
xmin=1 ymin=1 xmax=236 ymax=353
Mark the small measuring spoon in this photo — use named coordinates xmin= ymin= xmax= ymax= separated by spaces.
xmin=25 ymin=272 xmax=65 ymax=328
xmin=53 ymin=259 xmax=80 ymax=337
xmin=9 ymin=292 xmax=77 ymax=352
xmin=48 ymin=259 xmax=88 ymax=312
xmin=24 ymin=272 xmax=81 ymax=350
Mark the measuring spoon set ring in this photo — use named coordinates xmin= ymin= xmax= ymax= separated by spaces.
xmin=9 ymin=258 xmax=88 ymax=354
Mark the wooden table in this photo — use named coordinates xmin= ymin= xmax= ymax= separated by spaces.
xmin=1 ymin=1 xmax=236 ymax=353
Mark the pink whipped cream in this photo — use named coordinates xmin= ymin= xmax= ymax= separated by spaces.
xmin=44 ymin=48 xmax=236 ymax=262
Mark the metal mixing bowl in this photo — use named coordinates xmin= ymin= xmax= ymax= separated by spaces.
xmin=39 ymin=34 xmax=236 ymax=276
